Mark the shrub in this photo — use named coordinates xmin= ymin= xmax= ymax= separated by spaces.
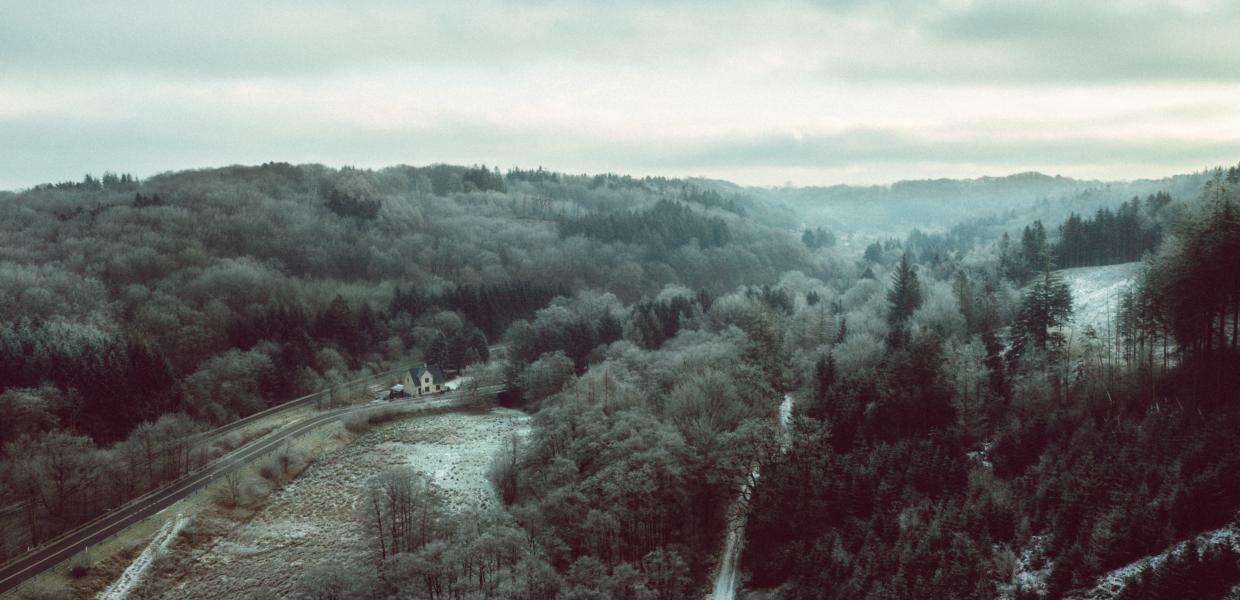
xmin=67 ymin=555 xmax=91 ymax=579
xmin=342 ymin=412 xmax=373 ymax=434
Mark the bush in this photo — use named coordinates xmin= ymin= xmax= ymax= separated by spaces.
xmin=257 ymin=456 xmax=280 ymax=481
xmin=343 ymin=406 xmax=406 ymax=435
xmin=342 ymin=412 xmax=373 ymax=434
xmin=177 ymin=517 xmax=202 ymax=543
xmin=66 ymin=555 xmax=91 ymax=579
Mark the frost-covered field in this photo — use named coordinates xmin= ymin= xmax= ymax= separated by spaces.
xmin=381 ymin=407 xmax=530 ymax=511
xmin=158 ymin=407 xmax=529 ymax=599
xmin=1058 ymin=262 xmax=1141 ymax=337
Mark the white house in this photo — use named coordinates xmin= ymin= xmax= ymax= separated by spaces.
xmin=403 ymin=364 xmax=447 ymax=396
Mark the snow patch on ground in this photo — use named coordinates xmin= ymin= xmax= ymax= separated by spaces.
xmin=98 ymin=514 xmax=188 ymax=600
xmin=997 ymin=534 xmax=1052 ymax=599
xmin=965 ymin=440 xmax=994 ymax=471
xmin=386 ymin=407 xmax=530 ymax=511
xmin=1072 ymin=523 xmax=1240 ymax=599
xmin=713 ymin=395 xmax=793 ymax=600
xmin=778 ymin=394 xmax=793 ymax=451
xmin=164 ymin=407 xmax=530 ymax=599
xmin=1058 ymin=263 xmax=1141 ymax=337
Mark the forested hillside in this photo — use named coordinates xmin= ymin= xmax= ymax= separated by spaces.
xmin=740 ymin=166 xmax=1240 ymax=599
xmin=770 ymin=171 xmax=1208 ymax=237
xmin=0 ymin=162 xmax=812 ymax=557
xmin=2 ymin=162 xmax=1237 ymax=599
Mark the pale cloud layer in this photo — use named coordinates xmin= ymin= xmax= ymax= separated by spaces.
xmin=2 ymin=0 xmax=1239 ymax=189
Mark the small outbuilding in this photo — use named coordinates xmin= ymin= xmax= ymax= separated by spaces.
xmin=403 ymin=363 xmax=447 ymax=396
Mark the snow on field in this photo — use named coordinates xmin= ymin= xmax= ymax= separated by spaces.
xmin=1058 ymin=263 xmax=1141 ymax=337
xmin=98 ymin=514 xmax=188 ymax=600
xmin=383 ymin=408 xmax=530 ymax=511
xmin=163 ymin=407 xmax=529 ymax=599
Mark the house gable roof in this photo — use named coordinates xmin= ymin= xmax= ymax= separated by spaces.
xmin=411 ymin=363 xmax=446 ymax=384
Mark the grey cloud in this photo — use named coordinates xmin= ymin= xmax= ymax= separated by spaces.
xmin=0 ymin=1 xmax=747 ymax=77
xmin=834 ymin=1 xmax=1240 ymax=82
xmin=4 ymin=1 xmax=1237 ymax=83
xmin=619 ymin=128 xmax=1240 ymax=171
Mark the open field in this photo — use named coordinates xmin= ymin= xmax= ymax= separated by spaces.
xmin=136 ymin=406 xmax=529 ymax=599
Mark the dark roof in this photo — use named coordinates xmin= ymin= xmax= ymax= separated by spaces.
xmin=411 ymin=363 xmax=446 ymax=384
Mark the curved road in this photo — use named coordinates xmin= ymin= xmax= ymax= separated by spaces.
xmin=0 ymin=384 xmax=507 ymax=596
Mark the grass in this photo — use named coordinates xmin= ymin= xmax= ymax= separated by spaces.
xmin=8 ymin=402 xmax=476 ymax=600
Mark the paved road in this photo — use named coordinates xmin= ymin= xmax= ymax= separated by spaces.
xmin=0 ymin=385 xmax=506 ymax=597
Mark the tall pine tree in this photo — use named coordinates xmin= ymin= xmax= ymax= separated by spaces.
xmin=887 ymin=253 xmax=923 ymax=326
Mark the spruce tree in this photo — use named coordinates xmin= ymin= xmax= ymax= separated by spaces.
xmin=1011 ymin=267 xmax=1073 ymax=356
xmin=813 ymin=353 xmax=835 ymax=403
xmin=887 ymin=253 xmax=923 ymax=326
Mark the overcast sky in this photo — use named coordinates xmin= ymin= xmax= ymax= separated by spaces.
xmin=3 ymin=0 xmax=1240 ymax=190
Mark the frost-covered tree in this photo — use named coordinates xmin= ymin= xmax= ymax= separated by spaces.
xmin=1010 ymin=268 xmax=1073 ymax=358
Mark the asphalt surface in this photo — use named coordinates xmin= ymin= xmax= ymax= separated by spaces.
xmin=0 ymin=384 xmax=506 ymax=597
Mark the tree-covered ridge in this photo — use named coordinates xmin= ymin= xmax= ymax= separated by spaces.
xmin=0 ymin=161 xmax=816 ymax=562
xmin=0 ymin=162 xmax=804 ymax=439
xmin=994 ymin=192 xmax=1173 ymax=283
xmin=1134 ymin=168 xmax=1240 ymax=365
xmin=768 ymin=169 xmax=1210 ymax=236
xmin=3 ymin=160 xmax=1238 ymax=596
xmin=733 ymin=165 xmax=1240 ymax=600
xmin=1053 ymin=193 xmax=1171 ymax=268
xmin=557 ymin=199 xmax=732 ymax=252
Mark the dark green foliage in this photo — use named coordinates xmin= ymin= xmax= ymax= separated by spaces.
xmin=1009 ymin=268 xmax=1073 ymax=358
xmin=505 ymin=166 xmax=561 ymax=184
xmin=463 ymin=164 xmax=507 ymax=193
xmin=801 ymin=226 xmax=835 ymax=249
xmin=0 ymin=321 xmax=179 ymax=443
xmin=742 ymin=418 xmax=979 ymax=598
xmin=33 ymin=172 xmax=139 ymax=192
xmin=324 ymin=187 xmax=380 ymax=219
xmin=1138 ymin=173 xmax=1240 ymax=366
xmin=864 ymin=241 xmax=883 ymax=263
xmin=429 ymin=282 xmax=568 ymax=340
xmin=558 ymin=200 xmax=731 ymax=254
xmin=1054 ymin=196 xmax=1165 ymax=268
xmin=132 ymin=192 xmax=162 ymax=208
xmin=904 ymin=217 xmax=1006 ymax=260
xmin=887 ymin=253 xmax=923 ymax=330
xmin=628 ymin=294 xmax=703 ymax=350
xmin=1002 ymin=220 xmax=1050 ymax=282
xmin=678 ymin=186 xmax=747 ymax=216
xmin=812 ymin=353 xmax=834 ymax=404
xmin=746 ymin=284 xmax=795 ymax=316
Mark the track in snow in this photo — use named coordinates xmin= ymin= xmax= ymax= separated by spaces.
xmin=711 ymin=394 xmax=794 ymax=600
xmin=97 ymin=514 xmax=188 ymax=600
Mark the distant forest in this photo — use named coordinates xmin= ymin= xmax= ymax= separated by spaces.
xmin=2 ymin=162 xmax=1238 ymax=599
